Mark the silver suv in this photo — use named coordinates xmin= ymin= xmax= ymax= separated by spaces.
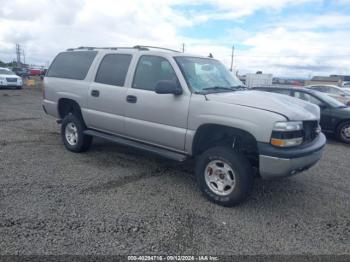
xmin=43 ymin=46 xmax=326 ymax=206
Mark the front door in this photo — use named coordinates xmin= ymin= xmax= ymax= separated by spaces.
xmin=124 ymin=55 xmax=190 ymax=151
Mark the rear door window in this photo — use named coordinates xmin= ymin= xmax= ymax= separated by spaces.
xmin=47 ymin=51 xmax=97 ymax=80
xmin=95 ymin=54 xmax=132 ymax=86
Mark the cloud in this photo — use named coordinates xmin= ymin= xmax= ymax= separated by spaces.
xmin=179 ymin=0 xmax=320 ymax=22
xmin=0 ymin=0 xmax=349 ymax=77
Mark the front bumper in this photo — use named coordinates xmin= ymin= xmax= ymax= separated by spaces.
xmin=258 ymin=133 xmax=326 ymax=179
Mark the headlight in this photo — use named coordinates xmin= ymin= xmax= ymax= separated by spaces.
xmin=273 ymin=121 xmax=303 ymax=131
xmin=0 ymin=77 xmax=5 ymax=80
xmin=271 ymin=121 xmax=304 ymax=147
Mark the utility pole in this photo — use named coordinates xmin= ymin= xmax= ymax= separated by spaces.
xmin=16 ymin=44 xmax=22 ymax=67
xmin=22 ymin=49 xmax=26 ymax=66
xmin=230 ymin=44 xmax=234 ymax=72
xmin=182 ymin=43 xmax=185 ymax=53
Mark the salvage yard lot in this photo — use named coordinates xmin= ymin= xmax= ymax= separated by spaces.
xmin=0 ymin=87 xmax=349 ymax=255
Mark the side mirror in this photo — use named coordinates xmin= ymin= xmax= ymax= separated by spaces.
xmin=155 ymin=80 xmax=182 ymax=95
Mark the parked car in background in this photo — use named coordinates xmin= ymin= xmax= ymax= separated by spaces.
xmin=42 ymin=46 xmax=325 ymax=206
xmin=12 ymin=67 xmax=29 ymax=77
xmin=342 ymin=81 xmax=350 ymax=88
xmin=0 ymin=67 xmax=23 ymax=89
xmin=40 ymin=69 xmax=47 ymax=80
xmin=29 ymin=68 xmax=42 ymax=76
xmin=253 ymin=86 xmax=350 ymax=144
xmin=305 ymin=84 xmax=350 ymax=106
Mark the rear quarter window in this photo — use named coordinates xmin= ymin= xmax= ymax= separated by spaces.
xmin=47 ymin=51 xmax=97 ymax=80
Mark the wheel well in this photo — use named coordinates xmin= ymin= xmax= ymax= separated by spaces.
xmin=192 ymin=124 xmax=258 ymax=165
xmin=336 ymin=119 xmax=350 ymax=132
xmin=58 ymin=98 xmax=82 ymax=119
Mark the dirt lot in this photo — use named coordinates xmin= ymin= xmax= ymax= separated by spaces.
xmin=0 ymin=85 xmax=349 ymax=256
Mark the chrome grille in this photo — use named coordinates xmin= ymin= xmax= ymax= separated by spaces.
xmin=303 ymin=121 xmax=318 ymax=143
xmin=6 ymin=78 xmax=17 ymax=82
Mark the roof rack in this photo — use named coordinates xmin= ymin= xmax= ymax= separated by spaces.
xmin=66 ymin=45 xmax=181 ymax=53
xmin=133 ymin=45 xmax=181 ymax=53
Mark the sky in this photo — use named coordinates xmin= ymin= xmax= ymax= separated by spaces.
xmin=0 ymin=0 xmax=350 ymax=77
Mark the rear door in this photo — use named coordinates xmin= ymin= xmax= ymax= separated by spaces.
xmin=124 ymin=55 xmax=190 ymax=151
xmin=86 ymin=53 xmax=132 ymax=135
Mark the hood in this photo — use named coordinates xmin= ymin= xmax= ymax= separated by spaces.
xmin=206 ymin=90 xmax=320 ymax=121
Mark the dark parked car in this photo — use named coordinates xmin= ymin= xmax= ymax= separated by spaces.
xmin=253 ymin=86 xmax=350 ymax=144
xmin=40 ymin=69 xmax=47 ymax=80
xmin=12 ymin=67 xmax=29 ymax=77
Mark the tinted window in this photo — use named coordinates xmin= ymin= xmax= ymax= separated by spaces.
xmin=47 ymin=51 xmax=97 ymax=80
xmin=313 ymin=91 xmax=345 ymax=107
xmin=311 ymin=86 xmax=324 ymax=91
xmin=95 ymin=54 xmax=132 ymax=86
xmin=294 ymin=91 xmax=323 ymax=106
xmin=133 ymin=56 xmax=178 ymax=91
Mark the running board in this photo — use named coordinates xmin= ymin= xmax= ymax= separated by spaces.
xmin=84 ymin=129 xmax=188 ymax=162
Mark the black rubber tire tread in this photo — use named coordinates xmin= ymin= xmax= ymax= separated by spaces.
xmin=195 ymin=146 xmax=254 ymax=207
xmin=336 ymin=121 xmax=350 ymax=144
xmin=61 ymin=114 xmax=92 ymax=152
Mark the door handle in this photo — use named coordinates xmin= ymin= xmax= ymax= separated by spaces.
xmin=126 ymin=95 xmax=137 ymax=103
xmin=91 ymin=90 xmax=100 ymax=97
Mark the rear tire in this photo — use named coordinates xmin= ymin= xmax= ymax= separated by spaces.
xmin=61 ymin=114 xmax=92 ymax=152
xmin=336 ymin=121 xmax=350 ymax=144
xmin=195 ymin=146 xmax=253 ymax=207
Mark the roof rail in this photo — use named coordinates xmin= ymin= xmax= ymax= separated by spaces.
xmin=66 ymin=46 xmax=136 ymax=51
xmin=66 ymin=46 xmax=180 ymax=53
xmin=133 ymin=45 xmax=181 ymax=53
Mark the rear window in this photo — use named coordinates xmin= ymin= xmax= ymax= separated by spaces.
xmin=95 ymin=54 xmax=132 ymax=86
xmin=47 ymin=51 xmax=97 ymax=80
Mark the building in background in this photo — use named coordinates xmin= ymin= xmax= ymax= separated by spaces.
xmin=245 ymin=72 xmax=273 ymax=88
xmin=305 ymin=76 xmax=343 ymax=86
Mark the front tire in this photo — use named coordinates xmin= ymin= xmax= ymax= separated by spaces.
xmin=336 ymin=121 xmax=350 ymax=144
xmin=195 ymin=147 xmax=253 ymax=207
xmin=61 ymin=114 xmax=92 ymax=152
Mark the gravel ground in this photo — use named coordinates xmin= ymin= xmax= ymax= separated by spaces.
xmin=0 ymin=87 xmax=349 ymax=256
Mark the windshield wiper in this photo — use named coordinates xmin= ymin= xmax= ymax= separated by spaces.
xmin=231 ymin=85 xmax=247 ymax=90
xmin=202 ymin=86 xmax=236 ymax=93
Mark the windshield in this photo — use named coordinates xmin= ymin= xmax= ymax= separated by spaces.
xmin=314 ymin=91 xmax=346 ymax=107
xmin=0 ymin=69 xmax=15 ymax=75
xmin=175 ymin=57 xmax=244 ymax=93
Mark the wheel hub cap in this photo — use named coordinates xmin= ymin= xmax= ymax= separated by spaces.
xmin=341 ymin=125 xmax=350 ymax=140
xmin=204 ymin=160 xmax=236 ymax=196
xmin=65 ymin=122 xmax=78 ymax=146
